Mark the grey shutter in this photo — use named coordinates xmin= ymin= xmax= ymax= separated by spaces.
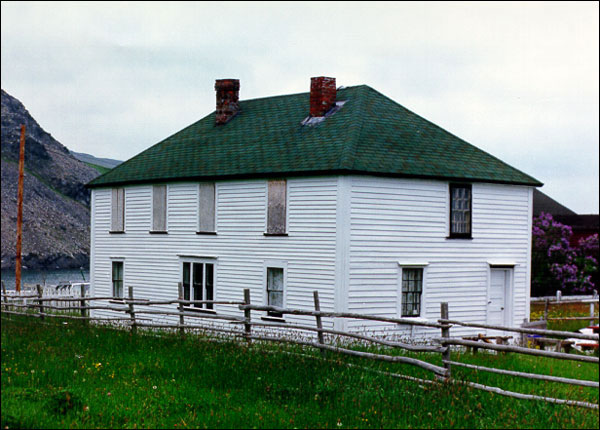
xmin=152 ymin=185 xmax=167 ymax=231
xmin=111 ymin=188 xmax=124 ymax=232
xmin=267 ymin=180 xmax=286 ymax=234
xmin=198 ymin=183 xmax=216 ymax=232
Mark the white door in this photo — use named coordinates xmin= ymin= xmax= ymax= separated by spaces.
xmin=488 ymin=269 xmax=510 ymax=329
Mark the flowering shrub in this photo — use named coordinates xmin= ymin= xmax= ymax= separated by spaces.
xmin=531 ymin=213 xmax=598 ymax=296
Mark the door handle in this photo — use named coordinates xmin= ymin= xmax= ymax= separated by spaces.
xmin=500 ymin=307 xmax=504 ymax=311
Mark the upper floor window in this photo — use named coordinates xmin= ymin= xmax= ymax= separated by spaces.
xmin=111 ymin=188 xmax=125 ymax=232
xmin=449 ymin=184 xmax=472 ymax=238
xmin=198 ymin=183 xmax=216 ymax=234
xmin=266 ymin=179 xmax=287 ymax=235
xmin=152 ymin=185 xmax=167 ymax=232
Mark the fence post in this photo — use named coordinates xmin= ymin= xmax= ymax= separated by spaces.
xmin=440 ymin=302 xmax=451 ymax=379
xmin=80 ymin=284 xmax=87 ymax=325
xmin=543 ymin=298 xmax=549 ymax=321
xmin=243 ymin=289 xmax=252 ymax=344
xmin=36 ymin=284 xmax=44 ymax=321
xmin=128 ymin=286 xmax=137 ymax=334
xmin=556 ymin=290 xmax=562 ymax=303
xmin=177 ymin=282 xmax=185 ymax=336
xmin=591 ymin=301 xmax=596 ymax=327
xmin=1 ymin=280 xmax=8 ymax=313
xmin=313 ymin=290 xmax=326 ymax=357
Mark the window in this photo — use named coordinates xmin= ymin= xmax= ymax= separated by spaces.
xmin=401 ymin=268 xmax=423 ymax=317
xmin=152 ymin=185 xmax=167 ymax=232
xmin=449 ymin=184 xmax=472 ymax=238
xmin=111 ymin=188 xmax=125 ymax=232
xmin=112 ymin=261 xmax=123 ymax=299
xmin=266 ymin=180 xmax=286 ymax=235
xmin=182 ymin=262 xmax=214 ymax=310
xmin=266 ymin=267 xmax=284 ymax=317
xmin=198 ymin=183 xmax=216 ymax=233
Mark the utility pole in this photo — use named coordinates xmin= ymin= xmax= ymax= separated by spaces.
xmin=15 ymin=125 xmax=25 ymax=292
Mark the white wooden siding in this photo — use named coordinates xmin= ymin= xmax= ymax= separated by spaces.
xmin=91 ymin=177 xmax=338 ymax=327
xmin=345 ymin=176 xmax=532 ymax=337
xmin=91 ymin=174 xmax=533 ymax=339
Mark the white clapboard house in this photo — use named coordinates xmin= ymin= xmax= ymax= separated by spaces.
xmin=87 ymin=77 xmax=541 ymax=336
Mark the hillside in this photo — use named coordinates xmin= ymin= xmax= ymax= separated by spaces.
xmin=1 ymin=89 xmax=99 ymax=270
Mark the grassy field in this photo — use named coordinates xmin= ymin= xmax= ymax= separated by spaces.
xmin=1 ymin=315 xmax=598 ymax=429
xmin=530 ymin=301 xmax=599 ymax=332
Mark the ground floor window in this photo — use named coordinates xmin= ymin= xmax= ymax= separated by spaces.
xmin=182 ymin=262 xmax=214 ymax=309
xmin=401 ymin=268 xmax=423 ymax=317
xmin=112 ymin=261 xmax=123 ymax=298
xmin=266 ymin=267 xmax=284 ymax=317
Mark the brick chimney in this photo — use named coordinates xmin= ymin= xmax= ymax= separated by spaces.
xmin=215 ymin=79 xmax=240 ymax=125
xmin=310 ymin=76 xmax=336 ymax=117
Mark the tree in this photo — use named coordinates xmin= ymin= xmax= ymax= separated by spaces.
xmin=531 ymin=212 xmax=598 ymax=296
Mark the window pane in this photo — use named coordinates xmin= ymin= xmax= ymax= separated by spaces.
xmin=267 ymin=267 xmax=284 ymax=316
xmin=152 ymin=185 xmax=167 ymax=231
xmin=450 ymin=185 xmax=471 ymax=235
xmin=402 ymin=268 xmax=423 ymax=317
xmin=193 ymin=263 xmax=203 ymax=306
xmin=183 ymin=263 xmax=190 ymax=301
xmin=112 ymin=262 xmax=123 ymax=298
xmin=205 ymin=264 xmax=214 ymax=309
xmin=267 ymin=180 xmax=286 ymax=234
xmin=199 ymin=183 xmax=216 ymax=232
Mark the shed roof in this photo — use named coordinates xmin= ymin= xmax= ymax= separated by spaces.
xmin=87 ymin=85 xmax=542 ymax=188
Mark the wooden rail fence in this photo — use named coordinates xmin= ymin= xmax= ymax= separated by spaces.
xmin=1 ymin=285 xmax=598 ymax=410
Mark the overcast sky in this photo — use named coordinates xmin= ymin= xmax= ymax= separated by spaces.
xmin=1 ymin=1 xmax=598 ymax=213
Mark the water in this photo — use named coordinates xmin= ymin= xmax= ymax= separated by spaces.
xmin=1 ymin=268 xmax=90 ymax=290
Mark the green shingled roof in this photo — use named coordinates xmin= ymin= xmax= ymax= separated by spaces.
xmin=87 ymin=85 xmax=542 ymax=188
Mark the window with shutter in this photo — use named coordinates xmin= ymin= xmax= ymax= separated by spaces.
xmin=266 ymin=180 xmax=286 ymax=235
xmin=198 ymin=183 xmax=216 ymax=233
xmin=111 ymin=188 xmax=125 ymax=232
xmin=152 ymin=185 xmax=167 ymax=232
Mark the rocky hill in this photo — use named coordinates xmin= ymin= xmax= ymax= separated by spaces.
xmin=1 ymin=89 xmax=100 ymax=270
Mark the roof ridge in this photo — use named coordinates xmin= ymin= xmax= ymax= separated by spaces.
xmin=338 ymin=85 xmax=368 ymax=170
xmin=358 ymin=85 xmax=542 ymax=185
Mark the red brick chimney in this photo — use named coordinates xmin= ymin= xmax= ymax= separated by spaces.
xmin=310 ymin=76 xmax=336 ymax=117
xmin=215 ymin=79 xmax=240 ymax=125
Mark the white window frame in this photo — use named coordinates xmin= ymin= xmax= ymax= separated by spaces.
xmin=262 ymin=260 xmax=288 ymax=320
xmin=179 ymin=257 xmax=217 ymax=313
xmin=151 ymin=184 xmax=168 ymax=233
xmin=397 ymin=263 xmax=428 ymax=320
xmin=110 ymin=258 xmax=125 ymax=301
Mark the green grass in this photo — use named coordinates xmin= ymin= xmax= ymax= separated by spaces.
xmin=530 ymin=302 xmax=599 ymax=332
xmin=1 ymin=315 xmax=598 ymax=429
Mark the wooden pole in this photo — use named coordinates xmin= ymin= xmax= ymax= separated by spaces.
xmin=80 ymin=284 xmax=87 ymax=325
xmin=178 ymin=282 xmax=185 ymax=336
xmin=543 ymin=298 xmax=549 ymax=321
xmin=128 ymin=286 xmax=136 ymax=334
xmin=591 ymin=302 xmax=595 ymax=327
xmin=36 ymin=284 xmax=44 ymax=321
xmin=313 ymin=290 xmax=326 ymax=356
xmin=440 ymin=302 xmax=450 ymax=379
xmin=15 ymin=125 xmax=26 ymax=293
xmin=243 ymin=289 xmax=251 ymax=344
xmin=2 ymin=281 xmax=8 ymax=313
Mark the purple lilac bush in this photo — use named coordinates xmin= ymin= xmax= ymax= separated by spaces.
xmin=531 ymin=212 xmax=598 ymax=296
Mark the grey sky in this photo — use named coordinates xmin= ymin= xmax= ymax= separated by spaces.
xmin=1 ymin=1 xmax=598 ymax=213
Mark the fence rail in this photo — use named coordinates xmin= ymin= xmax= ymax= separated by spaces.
xmin=1 ymin=285 xmax=598 ymax=410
